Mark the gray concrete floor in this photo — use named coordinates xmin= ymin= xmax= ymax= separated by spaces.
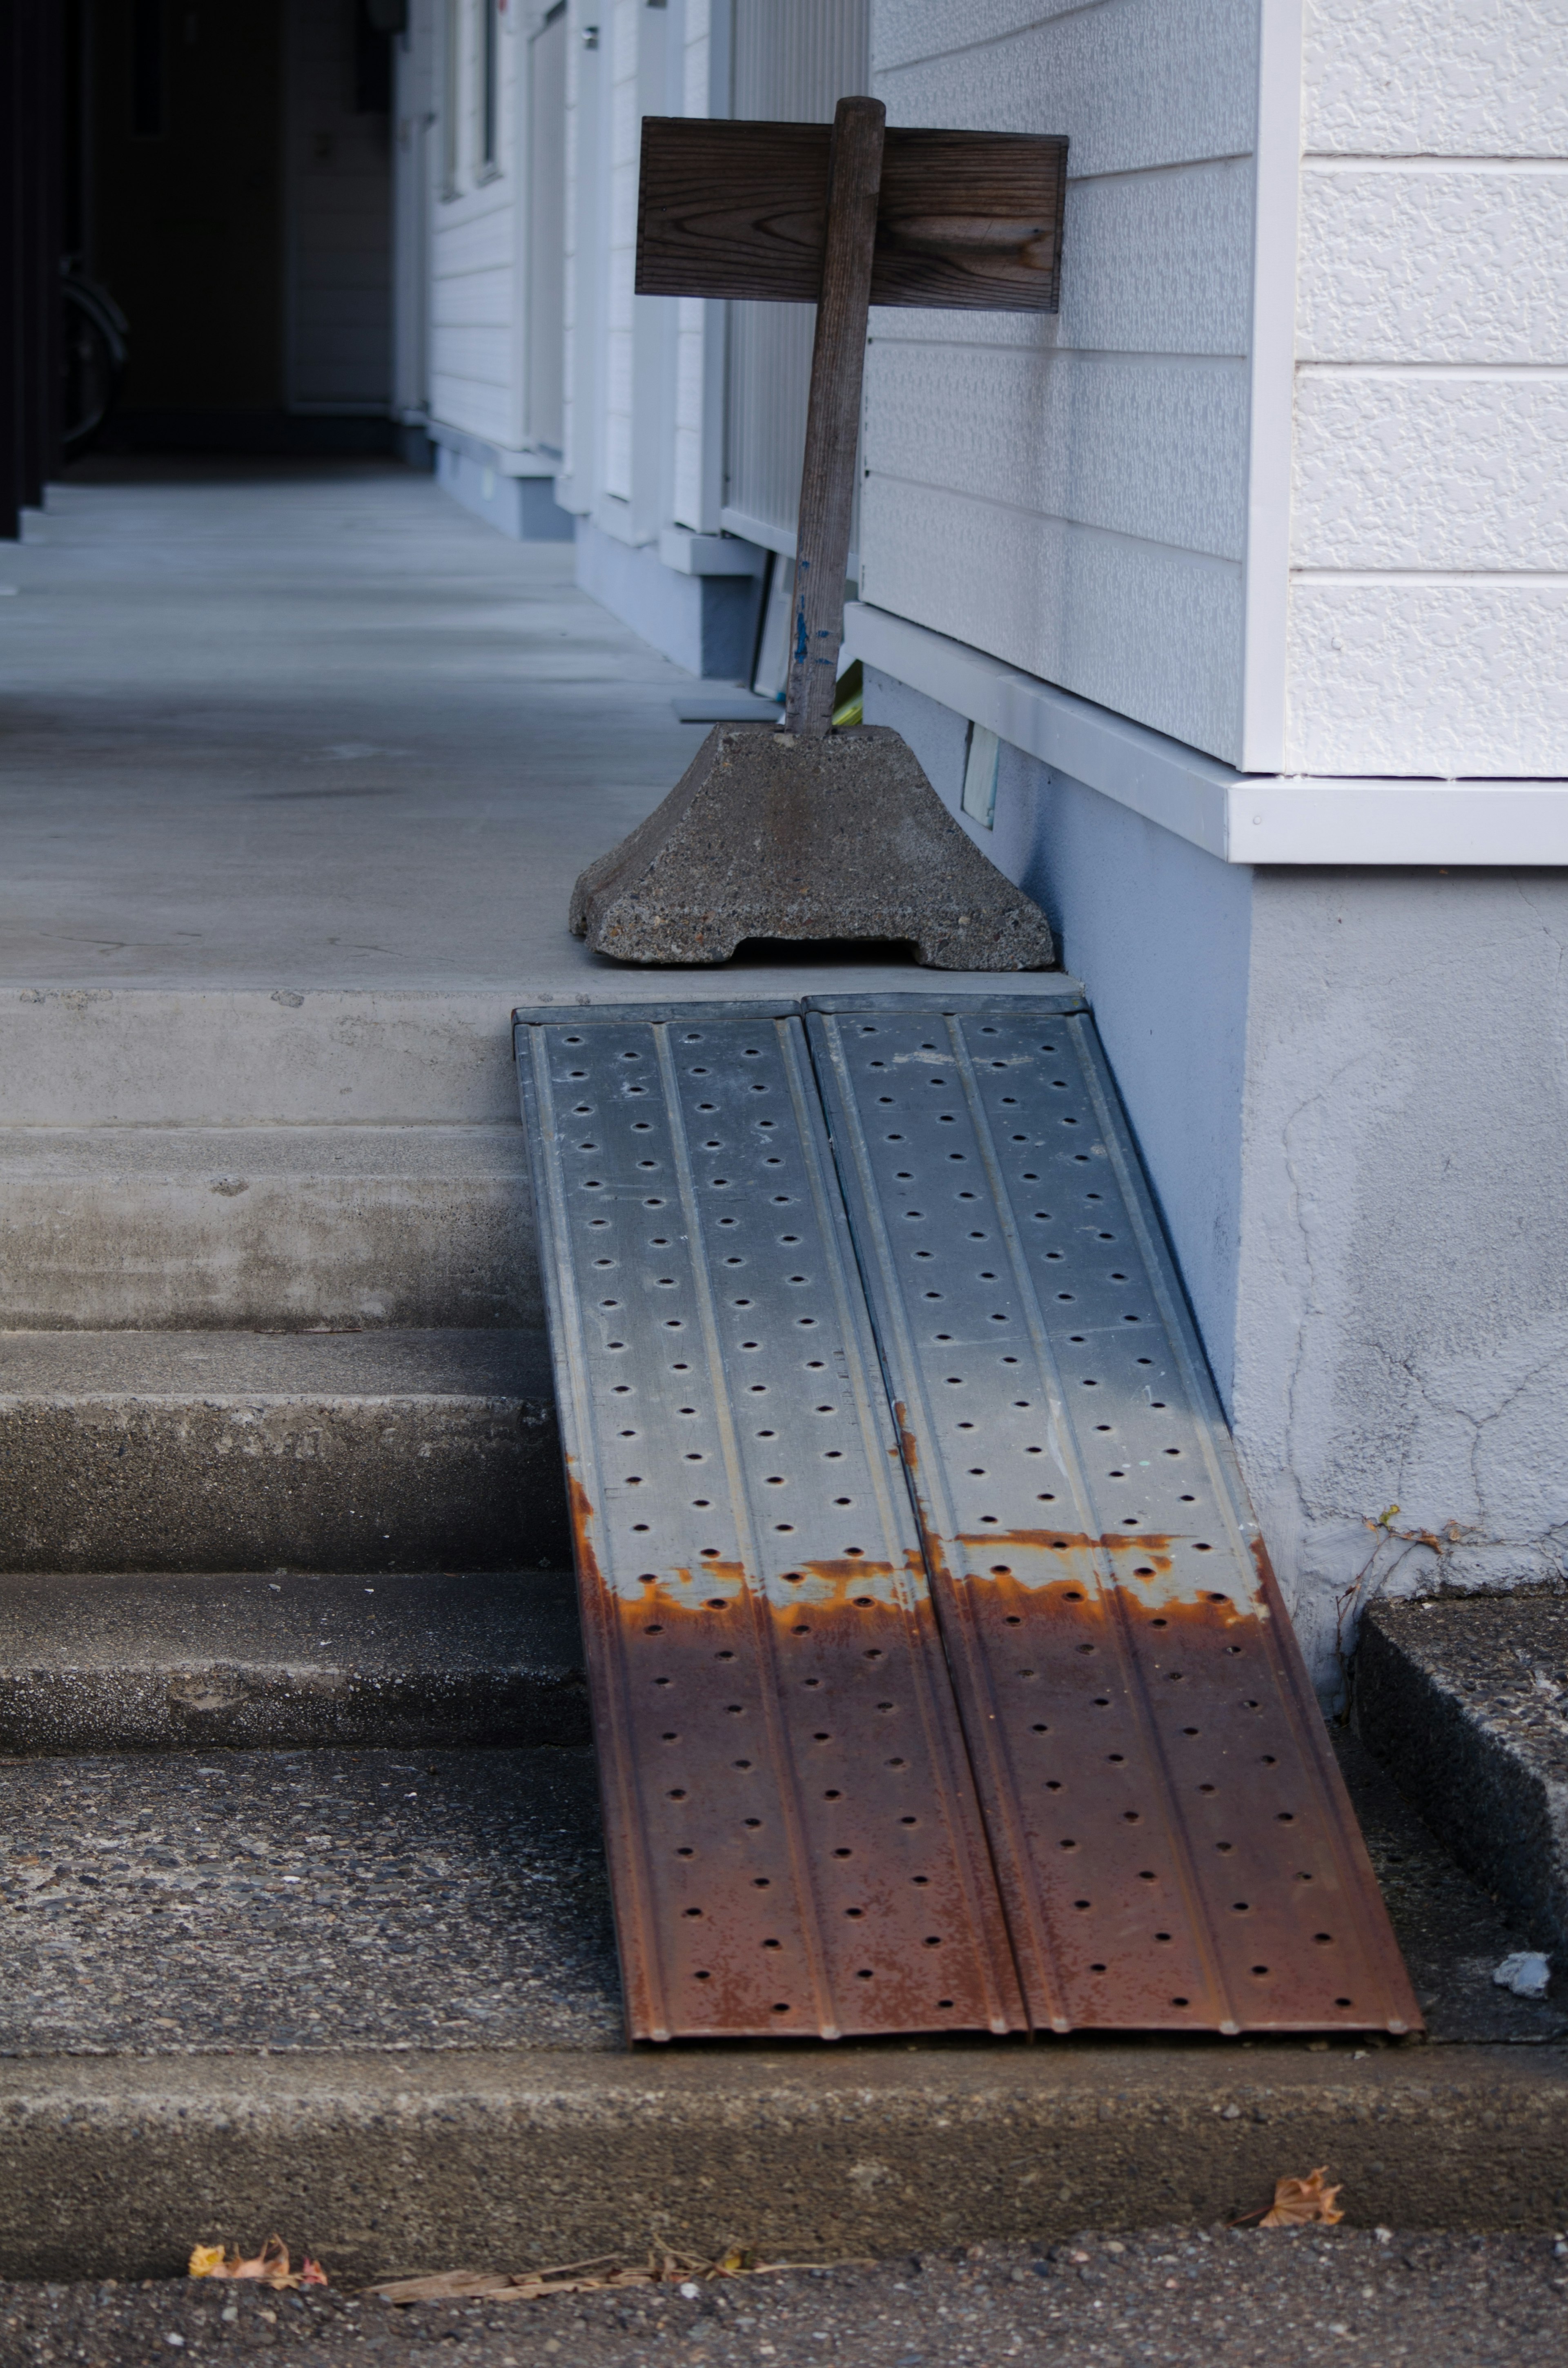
xmin=0 ymin=459 xmax=688 ymax=995
xmin=0 ymin=459 xmax=1038 ymax=1005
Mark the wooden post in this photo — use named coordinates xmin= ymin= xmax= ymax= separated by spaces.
xmin=781 ymin=96 xmax=885 ymax=739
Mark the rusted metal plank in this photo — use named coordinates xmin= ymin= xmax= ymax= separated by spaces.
xmin=807 ymin=1001 xmax=1423 ymax=2038
xmin=635 ymin=119 xmax=1067 ymax=312
xmin=515 ymin=1004 xmax=1025 ymax=2043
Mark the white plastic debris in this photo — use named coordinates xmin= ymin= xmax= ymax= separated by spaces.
xmin=678 ymin=2283 xmax=701 ymax=2301
xmin=1492 ymin=1951 xmax=1552 ymax=1999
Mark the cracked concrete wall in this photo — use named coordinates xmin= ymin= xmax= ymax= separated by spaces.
xmin=1232 ymin=870 xmax=1568 ymax=1694
xmin=865 ymin=666 xmax=1568 ymax=1698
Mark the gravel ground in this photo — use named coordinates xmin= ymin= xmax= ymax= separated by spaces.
xmin=3 ymin=2230 xmax=1567 ymax=2368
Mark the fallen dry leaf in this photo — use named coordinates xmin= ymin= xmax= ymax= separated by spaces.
xmin=365 ymin=2245 xmax=867 ymax=2306
xmin=188 ymin=2234 xmax=327 ymax=2289
xmin=1259 ymin=2167 xmax=1345 ymax=2229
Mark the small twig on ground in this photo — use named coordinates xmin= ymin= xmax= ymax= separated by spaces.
xmin=365 ymin=2245 xmax=873 ymax=2306
xmin=1332 ymin=1505 xmax=1468 ymax=1718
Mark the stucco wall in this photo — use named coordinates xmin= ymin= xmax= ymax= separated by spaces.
xmin=864 ymin=0 xmax=1260 ymax=766
xmin=1233 ymin=867 xmax=1568 ymax=1681
xmin=865 ymin=664 xmax=1568 ymax=1697
xmin=1289 ymin=0 xmax=1568 ymax=774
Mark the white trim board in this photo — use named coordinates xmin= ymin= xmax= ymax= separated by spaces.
xmin=845 ymin=602 xmax=1568 ymax=869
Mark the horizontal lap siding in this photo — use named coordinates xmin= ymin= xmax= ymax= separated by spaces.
xmin=860 ymin=481 xmax=1244 ymax=761
xmin=429 ymin=7 xmax=520 ymax=450
xmin=724 ymin=0 xmax=871 ymax=546
xmin=866 ymin=0 xmax=1259 ymax=764
xmin=1289 ymin=0 xmax=1568 ymax=774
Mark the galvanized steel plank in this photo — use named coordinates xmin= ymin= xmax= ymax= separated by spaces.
xmin=517 ymin=1004 xmax=1025 ymax=2043
xmin=808 ymin=1002 xmax=1422 ymax=2037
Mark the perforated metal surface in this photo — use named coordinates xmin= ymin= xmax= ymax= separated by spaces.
xmin=517 ymin=1006 xmax=1024 ymax=2042
xmin=808 ymin=1003 xmax=1422 ymax=2037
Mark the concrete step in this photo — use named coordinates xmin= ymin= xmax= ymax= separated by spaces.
xmin=0 ymin=1731 xmax=1564 ymax=2279
xmin=0 ymin=1329 xmax=569 ymax=1573
xmin=0 ymin=1569 xmax=586 ymax=1753
xmin=0 ymin=1124 xmax=540 ymax=1333
xmin=1356 ymin=1595 xmax=1568 ymax=1960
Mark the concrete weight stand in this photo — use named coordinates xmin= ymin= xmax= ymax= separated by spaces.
xmin=571 ymin=98 xmax=1066 ymax=970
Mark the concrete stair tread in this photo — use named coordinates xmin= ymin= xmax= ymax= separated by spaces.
xmin=0 ymin=1724 xmax=1557 ymax=2058
xmin=1358 ymin=1597 xmax=1568 ymax=1964
xmin=0 ymin=1571 xmax=586 ymax=1752
xmin=2 ymin=1331 xmax=570 ymax=1574
xmin=0 ymin=1126 xmax=537 ymax=1334
xmin=0 ymin=1325 xmax=554 ymax=1401
xmin=0 ymin=1744 xmax=622 ymax=2058
xmin=0 ymin=1724 xmax=1564 ymax=2271
xmin=0 ymin=1732 xmax=1566 ymax=2276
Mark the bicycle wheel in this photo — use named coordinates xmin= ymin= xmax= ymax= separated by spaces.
xmin=62 ymin=274 xmax=129 ymax=459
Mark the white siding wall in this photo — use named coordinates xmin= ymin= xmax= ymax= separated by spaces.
xmin=601 ymin=0 xmax=643 ymax=502
xmin=864 ymin=0 xmax=1260 ymax=767
xmin=1288 ymin=0 xmax=1568 ymax=776
xmin=559 ymin=0 xmax=596 ymax=506
xmin=671 ymin=0 xmax=719 ymax=533
xmin=428 ymin=0 xmax=523 ymax=448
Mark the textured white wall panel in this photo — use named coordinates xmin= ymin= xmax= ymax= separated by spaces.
xmin=875 ymin=0 xmax=1092 ymax=72
xmin=851 ymin=171 xmax=1252 ymax=380
xmin=873 ymin=0 xmax=1257 ymax=178
xmin=1298 ymin=166 xmax=1568 ymax=366
xmin=860 ymin=479 xmax=1243 ymax=761
xmin=1061 ymin=163 xmax=1254 ymax=357
xmin=1287 ymin=582 xmax=1568 ymax=775
xmin=865 ymin=343 xmax=1250 ymax=558
xmin=1303 ymin=0 xmax=1568 ymax=158
xmin=1294 ymin=372 xmax=1568 ymax=570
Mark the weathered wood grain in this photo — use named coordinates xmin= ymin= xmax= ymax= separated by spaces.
xmin=636 ymin=119 xmax=1067 ymax=314
xmin=782 ymin=98 xmax=886 ymax=740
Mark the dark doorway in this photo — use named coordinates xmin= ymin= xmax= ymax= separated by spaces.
xmin=78 ymin=0 xmax=396 ymax=457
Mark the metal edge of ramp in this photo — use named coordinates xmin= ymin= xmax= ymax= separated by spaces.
xmin=516 ymin=1001 xmax=1025 ymax=2043
xmin=806 ymin=999 xmax=1423 ymax=2038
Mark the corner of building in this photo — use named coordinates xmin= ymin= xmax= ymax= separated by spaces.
xmin=574 ymin=518 xmax=766 ymax=680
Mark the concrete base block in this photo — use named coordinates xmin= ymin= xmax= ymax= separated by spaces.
xmin=0 ymin=1329 xmax=570 ymax=1574
xmin=1356 ymin=1597 xmax=1568 ymax=1957
xmin=571 ymin=725 xmax=1057 ymax=968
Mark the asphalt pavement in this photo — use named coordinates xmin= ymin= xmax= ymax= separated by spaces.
xmin=4 ymin=2228 xmax=1567 ymax=2367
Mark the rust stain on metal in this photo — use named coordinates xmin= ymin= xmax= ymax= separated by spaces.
xmin=806 ymin=1000 xmax=1425 ymax=2039
xmin=956 ymin=1527 xmax=1175 ymax=1572
xmin=589 ymin=1570 xmax=1025 ymax=2042
xmin=908 ymin=1536 xmax=1423 ymax=2034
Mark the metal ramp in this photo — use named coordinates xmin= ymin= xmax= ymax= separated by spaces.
xmin=517 ymin=997 xmax=1421 ymax=2044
